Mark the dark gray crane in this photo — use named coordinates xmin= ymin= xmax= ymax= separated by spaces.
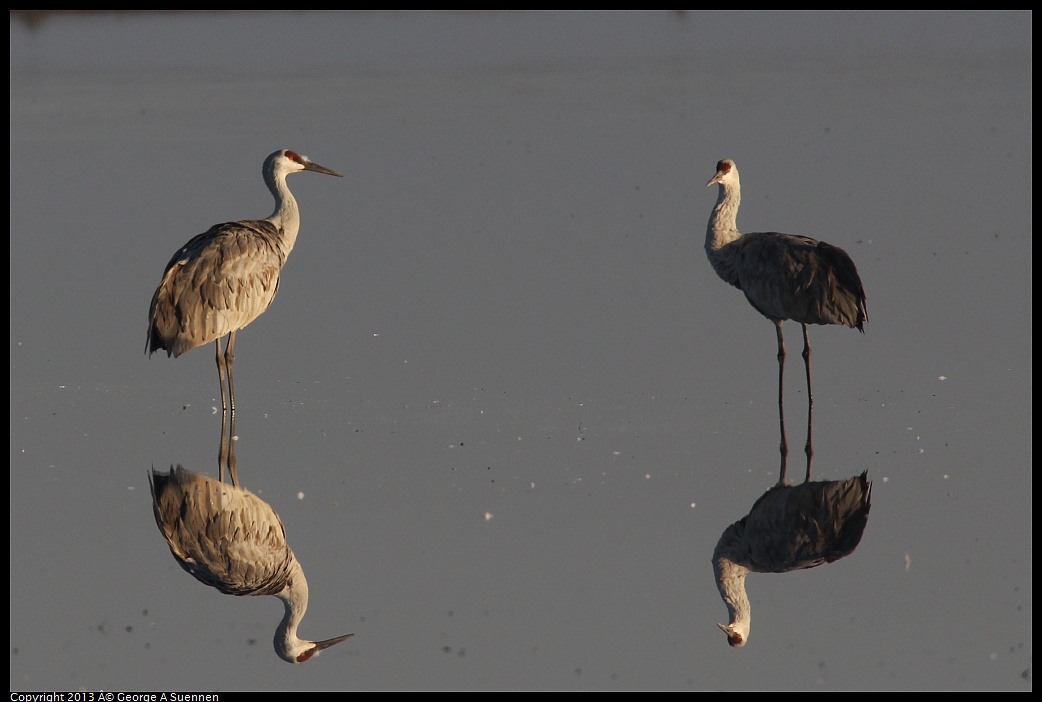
xmin=705 ymin=159 xmax=867 ymax=473
xmin=713 ymin=470 xmax=872 ymax=647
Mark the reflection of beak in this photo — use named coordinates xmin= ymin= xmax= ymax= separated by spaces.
xmin=297 ymin=633 xmax=354 ymax=662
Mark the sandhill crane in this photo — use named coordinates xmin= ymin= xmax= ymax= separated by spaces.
xmin=146 ymin=149 xmax=342 ymax=412
xmin=713 ymin=470 xmax=872 ymax=647
xmin=705 ymin=159 xmax=867 ymax=469
xmin=149 ymin=464 xmax=352 ymax=663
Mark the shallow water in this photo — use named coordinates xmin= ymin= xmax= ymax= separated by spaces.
xmin=10 ymin=10 xmax=1032 ymax=691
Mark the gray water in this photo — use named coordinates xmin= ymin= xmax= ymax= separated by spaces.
xmin=10 ymin=10 xmax=1031 ymax=691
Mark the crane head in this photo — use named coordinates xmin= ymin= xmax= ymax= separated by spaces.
xmin=267 ymin=149 xmax=344 ymax=180
xmin=717 ymin=621 xmax=748 ymax=647
xmin=707 ymin=159 xmax=738 ymax=188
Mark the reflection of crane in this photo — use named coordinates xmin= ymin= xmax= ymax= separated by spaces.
xmin=705 ymin=160 xmax=868 ymax=470
xmin=713 ymin=471 xmax=872 ymax=647
xmin=147 ymin=149 xmax=342 ymax=411
xmin=149 ymin=465 xmax=352 ymax=663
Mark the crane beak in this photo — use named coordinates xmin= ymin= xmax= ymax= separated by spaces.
xmin=707 ymin=172 xmax=723 ymax=187
xmin=313 ymin=632 xmax=354 ymax=652
xmin=303 ymin=160 xmax=344 ymax=178
xmin=295 ymin=633 xmax=354 ymax=663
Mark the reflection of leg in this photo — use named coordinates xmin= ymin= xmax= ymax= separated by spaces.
xmin=802 ymin=324 xmax=814 ymax=482
xmin=218 ymin=406 xmax=229 ymax=484
xmin=217 ymin=406 xmax=239 ymax=486
xmin=224 ymin=331 xmax=238 ymax=413
xmin=775 ymin=321 xmax=789 ymax=484
xmin=215 ymin=338 xmax=228 ymax=412
xmin=227 ymin=409 xmax=238 ymax=487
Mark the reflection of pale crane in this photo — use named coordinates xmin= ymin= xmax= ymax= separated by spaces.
xmin=149 ymin=465 xmax=352 ymax=663
xmin=705 ymin=160 xmax=868 ymax=472
xmin=713 ymin=471 xmax=872 ymax=647
xmin=147 ymin=149 xmax=342 ymax=411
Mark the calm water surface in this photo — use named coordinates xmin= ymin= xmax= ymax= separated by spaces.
xmin=10 ymin=10 xmax=1032 ymax=691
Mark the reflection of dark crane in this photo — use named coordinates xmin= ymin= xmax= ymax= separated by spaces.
xmin=147 ymin=149 xmax=342 ymax=411
xmin=713 ymin=471 xmax=872 ymax=647
xmin=705 ymin=160 xmax=867 ymax=477
xmin=149 ymin=464 xmax=352 ymax=663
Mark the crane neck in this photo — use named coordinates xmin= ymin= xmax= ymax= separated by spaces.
xmin=274 ymin=559 xmax=310 ymax=663
xmin=713 ymin=525 xmax=752 ymax=640
xmin=705 ymin=178 xmax=743 ymax=286
xmin=264 ymin=166 xmax=303 ymax=257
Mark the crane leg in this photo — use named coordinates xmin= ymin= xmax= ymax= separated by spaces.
xmin=224 ymin=331 xmax=237 ymax=413
xmin=802 ymin=323 xmax=814 ymax=482
xmin=775 ymin=321 xmax=789 ymax=485
xmin=215 ymin=338 xmax=229 ymax=412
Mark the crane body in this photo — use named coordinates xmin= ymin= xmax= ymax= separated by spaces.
xmin=149 ymin=465 xmax=352 ymax=663
xmin=713 ymin=471 xmax=872 ymax=647
xmin=705 ymin=159 xmax=867 ymax=474
xmin=147 ymin=149 xmax=342 ymax=411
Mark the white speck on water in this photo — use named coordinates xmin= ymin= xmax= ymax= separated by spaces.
xmin=297 ymin=492 xmax=305 ymax=500
xmin=938 ymin=376 xmax=947 ymax=381
xmin=484 ymin=512 xmax=493 ymax=521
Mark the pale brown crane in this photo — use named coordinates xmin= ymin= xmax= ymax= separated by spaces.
xmin=705 ymin=159 xmax=868 ymax=470
xmin=146 ymin=149 xmax=342 ymax=411
xmin=149 ymin=463 xmax=352 ymax=663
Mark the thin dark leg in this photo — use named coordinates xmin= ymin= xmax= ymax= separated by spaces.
xmin=218 ymin=404 xmax=229 ymax=483
xmin=224 ymin=331 xmax=237 ymax=413
xmin=216 ymin=404 xmax=239 ymax=486
xmin=775 ymin=321 xmax=789 ymax=485
xmin=227 ymin=409 xmax=238 ymax=487
xmin=802 ymin=323 xmax=814 ymax=482
xmin=215 ymin=338 xmax=228 ymax=412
